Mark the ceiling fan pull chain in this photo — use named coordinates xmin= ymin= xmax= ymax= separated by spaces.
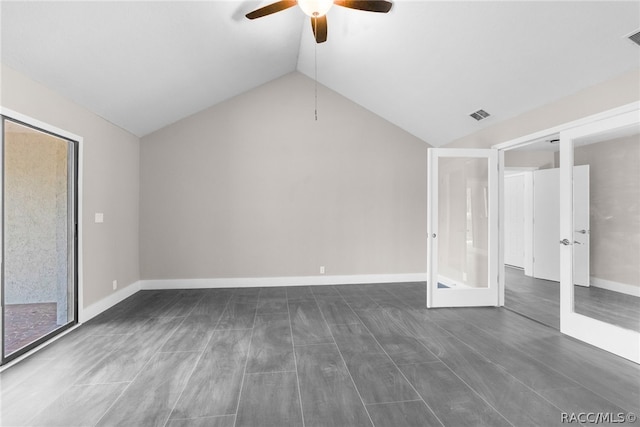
xmin=314 ymin=17 xmax=318 ymax=121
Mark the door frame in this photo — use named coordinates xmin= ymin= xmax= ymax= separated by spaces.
xmin=493 ymin=100 xmax=640 ymax=363
xmin=0 ymin=107 xmax=84 ymax=366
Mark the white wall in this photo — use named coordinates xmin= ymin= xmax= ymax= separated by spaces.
xmin=1 ymin=64 xmax=141 ymax=309
xmin=140 ymin=72 xmax=429 ymax=281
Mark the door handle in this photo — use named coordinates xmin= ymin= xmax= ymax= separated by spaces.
xmin=560 ymin=239 xmax=571 ymax=246
xmin=575 ymin=229 xmax=588 ymax=234
xmin=573 ymin=241 xmax=582 ymax=245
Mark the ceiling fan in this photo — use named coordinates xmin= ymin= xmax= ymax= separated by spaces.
xmin=245 ymin=0 xmax=393 ymax=43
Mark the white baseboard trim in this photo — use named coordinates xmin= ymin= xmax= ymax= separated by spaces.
xmin=140 ymin=273 xmax=428 ymax=290
xmin=590 ymin=277 xmax=640 ymax=297
xmin=79 ymin=280 xmax=142 ymax=323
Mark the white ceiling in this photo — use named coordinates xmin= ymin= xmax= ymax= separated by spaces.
xmin=2 ymin=1 xmax=639 ymax=146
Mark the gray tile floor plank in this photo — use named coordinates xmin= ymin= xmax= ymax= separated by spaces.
xmin=400 ymin=362 xmax=511 ymax=427
xmin=76 ymin=316 xmax=184 ymax=384
xmin=190 ymin=294 xmax=231 ymax=316
xmin=170 ymin=329 xmax=253 ymax=419
xmin=439 ymin=322 xmax=581 ymax=392
xmin=310 ymin=285 xmax=340 ymax=296
xmin=418 ymin=334 xmax=565 ymax=426
xmin=375 ymin=335 xmax=439 ymax=365
xmin=161 ymin=314 xmax=219 ymax=352
xmin=246 ymin=313 xmax=295 ymax=373
xmin=540 ymin=386 xmax=630 ymax=420
xmin=96 ymin=351 xmax=200 ymax=427
xmin=161 ymin=293 xmax=205 ymax=317
xmin=166 ymin=415 xmax=236 ymax=427
xmin=81 ymin=314 xmax=152 ymax=336
xmin=120 ymin=291 xmax=180 ymax=318
xmin=235 ymin=372 xmax=303 ymax=427
xmin=216 ymin=302 xmax=257 ymax=330
xmin=316 ymin=298 xmax=362 ymax=325
xmin=256 ymin=297 xmax=289 ymax=314
xmin=329 ymin=323 xmax=385 ymax=354
xmin=286 ymin=286 xmax=314 ymax=300
xmin=1 ymin=366 xmax=80 ymax=426
xmin=28 ymin=382 xmax=128 ymax=426
xmin=0 ymin=333 xmax=128 ymax=425
xmin=289 ymin=300 xmax=333 ymax=346
xmin=341 ymin=351 xmax=419 ymax=404
xmin=296 ymin=343 xmax=373 ymax=427
xmin=456 ymin=307 xmax=640 ymax=413
xmin=366 ymin=400 xmax=442 ymax=427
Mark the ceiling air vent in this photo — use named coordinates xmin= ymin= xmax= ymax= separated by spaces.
xmin=469 ymin=109 xmax=490 ymax=121
xmin=628 ymin=30 xmax=640 ymax=47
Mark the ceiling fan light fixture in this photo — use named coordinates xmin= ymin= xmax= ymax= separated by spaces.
xmin=298 ymin=0 xmax=333 ymax=17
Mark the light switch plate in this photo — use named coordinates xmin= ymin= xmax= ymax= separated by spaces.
xmin=95 ymin=213 xmax=104 ymax=223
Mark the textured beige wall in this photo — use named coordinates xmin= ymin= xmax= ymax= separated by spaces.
xmin=140 ymin=72 xmax=429 ymax=280
xmin=1 ymin=64 xmax=140 ymax=308
xmin=4 ymin=130 xmax=67 ymax=304
xmin=573 ymin=134 xmax=640 ymax=287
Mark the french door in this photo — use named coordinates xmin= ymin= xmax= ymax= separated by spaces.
xmin=559 ymin=109 xmax=640 ymax=363
xmin=1 ymin=115 xmax=78 ymax=365
xmin=427 ymin=148 xmax=500 ymax=308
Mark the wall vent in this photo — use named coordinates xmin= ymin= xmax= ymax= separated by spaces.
xmin=628 ymin=30 xmax=640 ymax=47
xmin=469 ymin=109 xmax=490 ymax=121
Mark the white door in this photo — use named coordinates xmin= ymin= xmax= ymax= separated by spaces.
xmin=504 ymin=174 xmax=525 ymax=268
xmin=532 ymin=168 xmax=560 ymax=282
xmin=427 ymin=148 xmax=499 ymax=308
xmin=532 ymin=166 xmax=589 ymax=286
xmin=559 ymin=109 xmax=640 ymax=364
xmin=572 ymin=165 xmax=590 ymax=287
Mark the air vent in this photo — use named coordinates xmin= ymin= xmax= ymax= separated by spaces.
xmin=469 ymin=109 xmax=490 ymax=121
xmin=628 ymin=30 xmax=640 ymax=46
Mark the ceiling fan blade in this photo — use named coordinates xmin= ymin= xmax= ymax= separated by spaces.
xmin=311 ymin=15 xmax=328 ymax=43
xmin=334 ymin=0 xmax=392 ymax=13
xmin=246 ymin=1 xmax=297 ymax=19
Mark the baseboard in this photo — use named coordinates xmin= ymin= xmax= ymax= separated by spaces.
xmin=590 ymin=277 xmax=640 ymax=297
xmin=140 ymin=273 xmax=428 ymax=290
xmin=79 ymin=280 xmax=142 ymax=323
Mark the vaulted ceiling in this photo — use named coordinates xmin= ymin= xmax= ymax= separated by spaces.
xmin=2 ymin=1 xmax=639 ymax=146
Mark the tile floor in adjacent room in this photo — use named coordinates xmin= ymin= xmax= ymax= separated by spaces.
xmin=1 ymin=283 xmax=639 ymax=426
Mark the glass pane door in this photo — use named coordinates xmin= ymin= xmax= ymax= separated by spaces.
xmin=427 ymin=148 xmax=499 ymax=308
xmin=1 ymin=117 xmax=78 ymax=364
xmin=559 ymin=109 xmax=640 ymax=363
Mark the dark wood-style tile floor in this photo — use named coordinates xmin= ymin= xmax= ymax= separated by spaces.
xmin=1 ymin=283 xmax=639 ymax=426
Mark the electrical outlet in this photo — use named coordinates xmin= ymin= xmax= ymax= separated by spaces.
xmin=320 ymin=266 xmax=325 ymax=274
xmin=112 ymin=280 xmax=118 ymax=290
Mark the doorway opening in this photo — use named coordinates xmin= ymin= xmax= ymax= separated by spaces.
xmin=1 ymin=116 xmax=79 ymax=365
xmin=500 ymin=131 xmax=640 ymax=334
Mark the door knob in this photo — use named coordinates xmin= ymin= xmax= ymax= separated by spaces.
xmin=560 ymin=239 xmax=571 ymax=246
